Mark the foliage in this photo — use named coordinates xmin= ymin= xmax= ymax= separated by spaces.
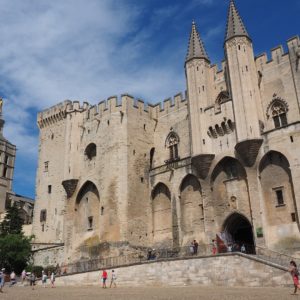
xmin=0 ymin=204 xmax=24 ymax=236
xmin=26 ymin=265 xmax=44 ymax=278
xmin=0 ymin=234 xmax=32 ymax=274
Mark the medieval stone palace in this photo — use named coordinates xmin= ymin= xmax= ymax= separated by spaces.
xmin=32 ymin=1 xmax=300 ymax=265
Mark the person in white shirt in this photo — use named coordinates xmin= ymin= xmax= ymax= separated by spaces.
xmin=110 ymin=270 xmax=117 ymax=288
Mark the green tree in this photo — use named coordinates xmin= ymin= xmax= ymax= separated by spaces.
xmin=0 ymin=234 xmax=32 ymax=274
xmin=0 ymin=203 xmax=24 ymax=236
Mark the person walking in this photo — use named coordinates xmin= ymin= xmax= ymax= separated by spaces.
xmin=289 ymin=261 xmax=300 ymax=294
xmin=241 ymin=244 xmax=246 ymax=254
xmin=0 ymin=268 xmax=5 ymax=293
xmin=21 ymin=270 xmax=26 ymax=285
xmin=42 ymin=270 xmax=47 ymax=288
xmin=29 ymin=272 xmax=36 ymax=290
xmin=50 ymin=272 xmax=55 ymax=288
xmin=9 ymin=271 xmax=16 ymax=287
xmin=110 ymin=270 xmax=117 ymax=288
xmin=101 ymin=269 xmax=107 ymax=288
xmin=193 ymin=240 xmax=199 ymax=255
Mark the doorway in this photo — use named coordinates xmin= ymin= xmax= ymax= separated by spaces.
xmin=222 ymin=213 xmax=255 ymax=254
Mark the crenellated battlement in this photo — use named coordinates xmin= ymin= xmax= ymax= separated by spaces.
xmin=255 ymin=36 xmax=300 ymax=68
xmin=37 ymin=92 xmax=187 ymax=129
xmin=37 ymin=100 xmax=72 ymax=129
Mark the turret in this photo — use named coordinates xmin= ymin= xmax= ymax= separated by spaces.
xmin=185 ymin=22 xmax=215 ymax=179
xmin=224 ymin=0 xmax=263 ymax=166
xmin=185 ymin=21 xmax=212 ymax=156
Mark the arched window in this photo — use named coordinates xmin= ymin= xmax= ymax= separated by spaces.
xmin=85 ymin=143 xmax=96 ymax=160
xmin=267 ymin=97 xmax=288 ymax=129
xmin=165 ymin=130 xmax=180 ymax=162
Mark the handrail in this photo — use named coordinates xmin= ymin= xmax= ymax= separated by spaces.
xmin=256 ymin=245 xmax=300 ymax=260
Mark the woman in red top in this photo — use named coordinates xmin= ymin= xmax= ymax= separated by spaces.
xmin=101 ymin=270 xmax=108 ymax=288
xmin=289 ymin=261 xmax=300 ymax=295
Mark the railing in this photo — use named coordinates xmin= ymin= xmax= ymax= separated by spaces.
xmin=255 ymin=245 xmax=300 ymax=268
xmin=58 ymin=244 xmax=299 ymax=276
xmin=61 ymin=244 xmax=244 ymax=275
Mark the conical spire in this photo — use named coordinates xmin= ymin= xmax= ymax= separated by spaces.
xmin=186 ymin=21 xmax=209 ymax=63
xmin=225 ymin=0 xmax=250 ymax=42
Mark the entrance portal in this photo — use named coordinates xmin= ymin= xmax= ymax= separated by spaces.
xmin=222 ymin=213 xmax=255 ymax=254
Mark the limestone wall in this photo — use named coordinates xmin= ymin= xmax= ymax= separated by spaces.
xmin=54 ymin=254 xmax=291 ymax=287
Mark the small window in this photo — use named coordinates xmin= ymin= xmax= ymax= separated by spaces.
xmin=274 ymin=188 xmax=284 ymax=206
xmin=150 ymin=148 xmax=155 ymax=169
xmin=4 ymin=155 xmax=9 ymax=164
xmin=291 ymin=213 xmax=297 ymax=222
xmin=85 ymin=143 xmax=96 ymax=160
xmin=101 ymin=206 xmax=104 ymax=215
xmin=44 ymin=161 xmax=49 ymax=172
xmin=88 ymin=216 xmax=93 ymax=230
xmin=2 ymin=166 xmax=7 ymax=178
xmin=48 ymin=185 xmax=52 ymax=194
xmin=40 ymin=209 xmax=47 ymax=222
xmin=42 ymin=224 xmax=45 ymax=232
xmin=140 ymin=177 xmax=144 ymax=183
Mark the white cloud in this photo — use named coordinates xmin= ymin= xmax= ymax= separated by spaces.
xmin=0 ymin=0 xmax=190 ymax=196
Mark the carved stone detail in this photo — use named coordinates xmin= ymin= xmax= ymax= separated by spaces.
xmin=62 ymin=179 xmax=79 ymax=198
xmin=235 ymin=139 xmax=263 ymax=167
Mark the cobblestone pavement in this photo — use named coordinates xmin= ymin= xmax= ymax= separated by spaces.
xmin=0 ymin=286 xmax=298 ymax=300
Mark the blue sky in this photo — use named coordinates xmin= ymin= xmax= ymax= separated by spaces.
xmin=0 ymin=0 xmax=299 ymax=199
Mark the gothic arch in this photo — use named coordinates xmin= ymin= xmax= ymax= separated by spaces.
xmin=210 ymin=157 xmax=250 ymax=225
xmin=259 ymin=151 xmax=298 ymax=238
xmin=179 ymin=174 xmax=204 ymax=238
xmin=222 ymin=212 xmax=255 ymax=252
xmin=266 ymin=97 xmax=289 ymax=128
xmin=75 ymin=181 xmax=100 ymax=234
xmin=151 ymin=182 xmax=172 ymax=246
xmin=211 ymin=156 xmax=247 ymax=185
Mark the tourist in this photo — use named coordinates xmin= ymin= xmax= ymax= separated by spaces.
xmin=101 ymin=269 xmax=107 ymax=288
xmin=212 ymin=240 xmax=217 ymax=255
xmin=9 ymin=270 xmax=16 ymax=286
xmin=193 ymin=240 xmax=199 ymax=255
xmin=110 ymin=270 xmax=117 ymax=288
xmin=241 ymin=244 xmax=246 ymax=253
xmin=29 ymin=272 xmax=36 ymax=290
xmin=0 ymin=268 xmax=5 ymax=293
xmin=50 ymin=272 xmax=55 ymax=288
xmin=42 ymin=270 xmax=47 ymax=288
xmin=289 ymin=261 xmax=300 ymax=294
xmin=189 ymin=242 xmax=194 ymax=255
xmin=21 ymin=270 xmax=26 ymax=284
xmin=227 ymin=244 xmax=232 ymax=252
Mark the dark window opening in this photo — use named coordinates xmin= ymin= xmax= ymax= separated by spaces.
xmin=133 ymin=149 xmax=135 ymax=155
xmin=2 ymin=166 xmax=7 ymax=178
xmin=85 ymin=143 xmax=97 ymax=160
xmin=107 ymin=120 xmax=110 ymax=125
xmin=275 ymin=189 xmax=284 ymax=206
xmin=150 ymin=147 xmax=155 ymax=169
xmin=140 ymin=177 xmax=144 ymax=183
xmin=271 ymin=100 xmax=288 ymax=128
xmin=143 ymin=124 xmax=146 ymax=130
xmin=44 ymin=161 xmax=49 ymax=172
xmin=88 ymin=216 xmax=93 ymax=230
xmin=40 ymin=209 xmax=47 ymax=222
xmin=101 ymin=206 xmax=104 ymax=215
xmin=291 ymin=213 xmax=297 ymax=222
xmin=48 ymin=185 xmax=52 ymax=194
xmin=42 ymin=224 xmax=45 ymax=232
xmin=4 ymin=155 xmax=9 ymax=164
xmin=290 ymin=136 xmax=294 ymax=143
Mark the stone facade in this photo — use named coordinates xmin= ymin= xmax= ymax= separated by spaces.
xmin=32 ymin=1 xmax=300 ymax=265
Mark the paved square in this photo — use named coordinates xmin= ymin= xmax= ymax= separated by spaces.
xmin=0 ymin=286 xmax=297 ymax=300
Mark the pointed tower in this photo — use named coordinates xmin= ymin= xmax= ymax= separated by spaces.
xmin=186 ymin=22 xmax=211 ymax=154
xmin=224 ymin=0 xmax=263 ymax=166
xmin=185 ymin=22 xmax=215 ymax=178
